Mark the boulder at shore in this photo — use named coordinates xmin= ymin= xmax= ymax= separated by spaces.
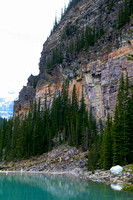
xmin=110 ymin=165 xmax=123 ymax=173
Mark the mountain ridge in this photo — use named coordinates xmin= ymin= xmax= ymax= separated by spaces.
xmin=0 ymin=98 xmax=14 ymax=118
xmin=14 ymin=0 xmax=133 ymax=123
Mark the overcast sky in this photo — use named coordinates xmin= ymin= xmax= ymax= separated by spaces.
xmin=0 ymin=0 xmax=69 ymax=101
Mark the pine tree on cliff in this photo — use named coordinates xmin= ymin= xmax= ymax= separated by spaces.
xmin=99 ymin=119 xmax=104 ymax=168
xmin=43 ymin=95 xmax=50 ymax=152
xmin=102 ymin=113 xmax=113 ymax=170
xmin=118 ymin=8 xmax=124 ymax=28
xmin=80 ymin=28 xmax=85 ymax=50
xmin=0 ymin=119 xmax=7 ymax=159
xmin=75 ymin=34 xmax=80 ymax=52
xmin=57 ymin=44 xmax=63 ymax=64
xmin=88 ymin=141 xmax=99 ymax=171
xmin=129 ymin=0 xmax=133 ymax=15
xmin=88 ymin=28 xmax=92 ymax=46
xmin=11 ymin=115 xmax=20 ymax=159
xmin=61 ymin=79 xmax=69 ymax=140
xmin=79 ymin=89 xmax=88 ymax=149
xmin=113 ymin=105 xmax=122 ymax=165
xmin=33 ymin=99 xmax=43 ymax=156
xmin=16 ymin=117 xmax=26 ymax=159
xmin=81 ymin=110 xmax=88 ymax=150
xmin=79 ymin=89 xmax=86 ymax=124
xmin=53 ymin=15 xmax=58 ymax=32
xmin=88 ymin=119 xmax=99 ymax=171
xmin=56 ymin=94 xmax=63 ymax=132
xmin=122 ymin=73 xmax=130 ymax=164
xmin=123 ymin=0 xmax=129 ymax=24
xmin=88 ymin=107 xmax=97 ymax=148
xmin=71 ymin=84 xmax=78 ymax=145
xmin=85 ymin=25 xmax=89 ymax=50
xmin=92 ymin=24 xmax=96 ymax=44
xmin=25 ymin=111 xmax=33 ymax=157
xmin=124 ymin=74 xmax=133 ymax=163
xmin=117 ymin=73 xmax=125 ymax=164
xmin=69 ymin=39 xmax=74 ymax=54
xmin=51 ymin=96 xmax=58 ymax=138
xmin=128 ymin=83 xmax=133 ymax=162
xmin=0 ymin=118 xmax=12 ymax=160
xmin=112 ymin=73 xmax=130 ymax=165
xmin=4 ymin=118 xmax=13 ymax=160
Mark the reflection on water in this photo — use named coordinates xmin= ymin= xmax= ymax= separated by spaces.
xmin=0 ymin=173 xmax=132 ymax=200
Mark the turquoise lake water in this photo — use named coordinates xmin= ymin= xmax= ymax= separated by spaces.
xmin=0 ymin=173 xmax=133 ymax=200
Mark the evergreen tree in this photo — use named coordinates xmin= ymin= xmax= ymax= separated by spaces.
xmin=61 ymin=79 xmax=69 ymax=140
xmin=69 ymin=39 xmax=74 ymax=54
xmin=33 ymin=99 xmax=43 ymax=155
xmin=112 ymin=104 xmax=122 ymax=165
xmin=80 ymin=28 xmax=85 ymax=50
xmin=118 ymin=8 xmax=124 ymax=28
xmin=99 ymin=119 xmax=104 ymax=168
xmin=102 ymin=113 xmax=113 ymax=170
xmin=117 ymin=73 xmax=126 ymax=164
xmin=124 ymin=0 xmax=129 ymax=23
xmin=88 ymin=107 xmax=97 ymax=148
xmin=88 ymin=139 xmax=99 ymax=171
xmin=79 ymin=89 xmax=86 ymax=122
xmin=112 ymin=73 xmax=133 ymax=165
xmin=11 ymin=115 xmax=20 ymax=159
xmin=75 ymin=34 xmax=80 ymax=52
xmin=129 ymin=0 xmax=133 ymax=15
xmin=51 ymin=96 xmax=58 ymax=138
xmin=43 ymin=95 xmax=50 ymax=152
xmin=71 ymin=84 xmax=78 ymax=145
xmin=0 ymin=117 xmax=4 ymax=126
xmin=26 ymin=111 xmax=33 ymax=157
xmin=85 ymin=25 xmax=89 ymax=50
xmin=124 ymin=74 xmax=133 ymax=163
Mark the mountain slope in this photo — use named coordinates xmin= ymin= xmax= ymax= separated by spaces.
xmin=0 ymin=98 xmax=14 ymax=118
xmin=14 ymin=0 xmax=133 ymax=123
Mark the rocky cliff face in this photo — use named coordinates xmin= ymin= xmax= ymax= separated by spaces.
xmin=14 ymin=0 xmax=133 ymax=123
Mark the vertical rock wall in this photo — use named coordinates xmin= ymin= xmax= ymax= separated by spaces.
xmin=14 ymin=0 xmax=133 ymax=123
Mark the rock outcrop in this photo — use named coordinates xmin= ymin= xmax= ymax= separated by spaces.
xmin=1 ymin=144 xmax=133 ymax=185
xmin=14 ymin=0 xmax=133 ymax=123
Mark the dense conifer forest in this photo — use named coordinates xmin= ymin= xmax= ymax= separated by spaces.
xmin=0 ymin=0 xmax=133 ymax=170
xmin=0 ymin=117 xmax=4 ymax=126
xmin=0 ymin=74 xmax=132 ymax=170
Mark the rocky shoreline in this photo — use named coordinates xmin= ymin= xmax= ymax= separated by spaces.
xmin=0 ymin=144 xmax=133 ymax=188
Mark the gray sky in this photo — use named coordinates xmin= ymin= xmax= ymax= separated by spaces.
xmin=0 ymin=0 xmax=69 ymax=101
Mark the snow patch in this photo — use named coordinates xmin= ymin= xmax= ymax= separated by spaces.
xmin=110 ymin=165 xmax=123 ymax=173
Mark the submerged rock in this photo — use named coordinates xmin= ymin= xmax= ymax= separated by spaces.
xmin=111 ymin=184 xmax=123 ymax=191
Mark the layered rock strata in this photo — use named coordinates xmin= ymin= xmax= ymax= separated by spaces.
xmin=14 ymin=0 xmax=133 ymax=123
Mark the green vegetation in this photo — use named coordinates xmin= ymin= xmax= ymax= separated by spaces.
xmin=0 ymin=80 xmax=97 ymax=161
xmin=99 ymin=73 xmax=133 ymax=169
xmin=45 ymin=0 xmax=133 ymax=73
xmin=122 ymin=184 xmax=133 ymax=192
xmin=66 ymin=23 xmax=104 ymax=55
xmin=118 ymin=0 xmax=133 ymax=29
xmin=108 ymin=0 xmax=115 ymax=10
xmin=47 ymin=22 xmax=105 ymax=72
xmin=50 ymin=0 xmax=82 ymax=35
xmin=0 ymin=73 xmax=132 ymax=172
xmin=0 ymin=117 xmax=4 ymax=126
xmin=88 ymin=73 xmax=133 ymax=170
xmin=46 ymin=45 xmax=63 ymax=71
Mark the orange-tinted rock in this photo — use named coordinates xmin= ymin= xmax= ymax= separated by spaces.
xmin=14 ymin=0 xmax=133 ymax=123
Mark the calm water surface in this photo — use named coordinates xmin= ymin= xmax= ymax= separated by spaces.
xmin=0 ymin=173 xmax=133 ymax=200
